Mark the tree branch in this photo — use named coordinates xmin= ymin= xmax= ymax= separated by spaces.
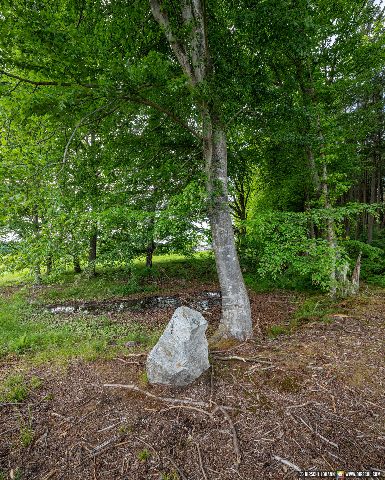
xmin=62 ymin=101 xmax=116 ymax=166
xmin=127 ymin=94 xmax=201 ymax=139
xmin=149 ymin=0 xmax=196 ymax=84
xmin=0 ymin=70 xmax=98 ymax=89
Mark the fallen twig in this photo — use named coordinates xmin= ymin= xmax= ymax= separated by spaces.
xmin=210 ymin=341 xmax=248 ymax=354
xmin=213 ymin=355 xmax=271 ymax=364
xmin=298 ymin=416 xmax=338 ymax=449
xmin=103 ymin=382 xmax=236 ymax=412
xmin=216 ymin=406 xmax=241 ymax=467
xmin=159 ymin=405 xmax=213 ymax=417
xmin=120 ymin=352 xmax=148 ymax=357
xmin=41 ymin=469 xmax=58 ymax=480
xmin=196 ymin=443 xmax=208 ymax=480
xmin=116 ymin=358 xmax=141 ymax=365
xmin=103 ymin=383 xmax=210 ymax=408
xmin=91 ymin=435 xmax=120 ymax=455
xmin=272 ymin=455 xmax=301 ymax=472
xmin=97 ymin=419 xmax=126 ymax=433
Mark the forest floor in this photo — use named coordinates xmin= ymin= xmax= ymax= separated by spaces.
xmin=0 ymin=257 xmax=384 ymax=480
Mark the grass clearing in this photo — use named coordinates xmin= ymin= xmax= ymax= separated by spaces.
xmin=0 ymin=291 xmax=160 ymax=365
xmin=32 ymin=252 xmax=216 ymax=303
xmin=0 ymin=268 xmax=31 ymax=287
xmin=0 ymin=254 xmax=216 ymax=368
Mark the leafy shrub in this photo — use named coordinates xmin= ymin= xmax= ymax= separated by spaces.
xmin=244 ymin=212 xmax=350 ymax=292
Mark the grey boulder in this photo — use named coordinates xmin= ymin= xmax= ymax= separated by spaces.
xmin=146 ymin=306 xmax=210 ymax=387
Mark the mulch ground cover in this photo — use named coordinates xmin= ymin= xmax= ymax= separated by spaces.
xmin=0 ymin=285 xmax=384 ymax=479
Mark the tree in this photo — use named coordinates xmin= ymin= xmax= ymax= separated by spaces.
xmin=0 ymin=0 xmax=255 ymax=339
xmin=149 ymin=0 xmax=252 ymax=339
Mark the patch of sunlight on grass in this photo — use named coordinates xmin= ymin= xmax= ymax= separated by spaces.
xmin=0 ymin=268 xmax=31 ymax=286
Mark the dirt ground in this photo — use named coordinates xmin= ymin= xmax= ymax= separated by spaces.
xmin=0 ymin=286 xmax=384 ymax=480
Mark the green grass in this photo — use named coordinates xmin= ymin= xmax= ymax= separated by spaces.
xmin=0 ymin=268 xmax=31 ymax=287
xmin=0 ymin=290 xmax=160 ymax=364
xmin=366 ymin=274 xmax=385 ymax=288
xmin=244 ymin=269 xmax=317 ymax=294
xmin=267 ymin=296 xmax=338 ymax=338
xmin=0 ymin=373 xmax=42 ymax=403
xmin=0 ymin=253 xmax=216 ymax=366
xmin=20 ymin=426 xmax=34 ymax=448
xmin=12 ymin=253 xmax=216 ymax=304
xmin=137 ymin=449 xmax=151 ymax=461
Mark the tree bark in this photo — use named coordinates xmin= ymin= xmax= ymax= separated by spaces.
xmin=146 ymin=239 xmax=155 ymax=268
xmin=204 ymin=113 xmax=252 ymax=339
xmin=321 ymin=163 xmax=338 ymax=296
xmin=46 ymin=256 xmax=53 ymax=275
xmin=367 ymin=165 xmax=377 ymax=243
xmin=32 ymin=212 xmax=42 ymax=285
xmin=34 ymin=265 xmax=42 ymax=285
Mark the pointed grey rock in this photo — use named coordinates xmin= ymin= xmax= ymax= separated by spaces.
xmin=146 ymin=306 xmax=210 ymax=386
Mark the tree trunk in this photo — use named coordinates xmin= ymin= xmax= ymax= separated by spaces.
xmin=150 ymin=0 xmax=252 ymax=340
xmin=145 ymin=212 xmax=156 ymax=268
xmin=32 ymin=212 xmax=42 ymax=285
xmin=88 ymin=230 xmax=97 ymax=277
xmin=146 ymin=240 xmax=155 ymax=268
xmin=351 ymin=252 xmax=362 ymax=294
xmin=73 ymin=255 xmax=82 ymax=274
xmin=204 ymin=115 xmax=252 ymax=340
xmin=367 ymin=165 xmax=377 ymax=243
xmin=46 ymin=256 xmax=53 ymax=275
xmin=34 ymin=265 xmax=42 ymax=285
xmin=322 ymin=164 xmax=338 ymax=297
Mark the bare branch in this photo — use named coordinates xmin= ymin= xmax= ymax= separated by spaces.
xmin=62 ymin=101 xmax=116 ymax=166
xmin=104 ymin=383 xmax=211 ymax=408
xmin=195 ymin=443 xmax=208 ymax=480
xmin=272 ymin=455 xmax=301 ymax=472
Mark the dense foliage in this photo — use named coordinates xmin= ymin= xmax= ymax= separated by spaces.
xmin=0 ymin=0 xmax=384 ymax=295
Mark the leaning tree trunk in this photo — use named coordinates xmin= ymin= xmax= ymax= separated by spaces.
xmin=204 ymin=115 xmax=252 ymax=340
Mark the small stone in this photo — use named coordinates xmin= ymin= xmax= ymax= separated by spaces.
xmin=125 ymin=341 xmax=139 ymax=348
xmin=146 ymin=306 xmax=210 ymax=387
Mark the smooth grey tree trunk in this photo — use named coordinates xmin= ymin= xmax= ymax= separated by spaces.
xmin=204 ymin=117 xmax=252 ymax=340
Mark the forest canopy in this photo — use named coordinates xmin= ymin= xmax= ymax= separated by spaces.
xmin=0 ymin=0 xmax=384 ymax=322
